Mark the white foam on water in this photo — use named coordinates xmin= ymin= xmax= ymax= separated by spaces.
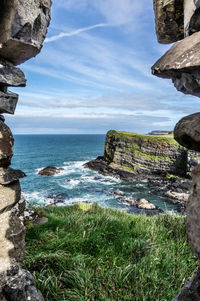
xmin=22 ymin=191 xmax=46 ymax=205
xmin=35 ymin=167 xmax=45 ymax=175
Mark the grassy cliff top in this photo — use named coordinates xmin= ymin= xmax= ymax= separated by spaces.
xmin=24 ymin=203 xmax=197 ymax=300
xmin=107 ymin=130 xmax=180 ymax=147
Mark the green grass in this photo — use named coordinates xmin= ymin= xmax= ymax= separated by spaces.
xmin=108 ymin=130 xmax=180 ymax=147
xmin=24 ymin=203 xmax=198 ymax=301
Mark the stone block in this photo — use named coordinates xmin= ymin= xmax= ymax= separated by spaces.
xmin=0 ymin=91 xmax=18 ymax=114
xmin=0 ymin=181 xmax=21 ymax=214
xmin=0 ymin=0 xmax=51 ymax=65
xmin=152 ymin=32 xmax=200 ymax=97
xmin=0 ymin=121 xmax=14 ymax=167
xmin=0 ymin=168 xmax=26 ymax=185
xmin=0 ymin=59 xmax=26 ymax=87
xmin=174 ymin=112 xmax=200 ymax=152
xmin=153 ymin=0 xmax=184 ymax=44
xmin=184 ymin=0 xmax=200 ymax=36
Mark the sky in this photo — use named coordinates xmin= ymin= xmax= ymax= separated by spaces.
xmin=6 ymin=0 xmax=200 ymax=134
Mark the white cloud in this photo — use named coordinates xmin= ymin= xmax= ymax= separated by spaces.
xmin=45 ymin=23 xmax=109 ymax=43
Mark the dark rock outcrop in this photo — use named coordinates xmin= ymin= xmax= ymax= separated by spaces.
xmin=0 ymin=120 xmax=14 ymax=167
xmin=174 ymin=112 xmax=200 ymax=152
xmin=38 ymin=166 xmax=64 ymax=176
xmin=0 ymin=59 xmax=26 ymax=87
xmin=86 ymin=130 xmax=188 ymax=179
xmin=152 ymin=32 xmax=200 ymax=97
xmin=153 ymin=0 xmax=184 ymax=44
xmin=0 ymin=0 xmax=52 ymax=65
xmin=0 ymin=1 xmax=52 ymax=300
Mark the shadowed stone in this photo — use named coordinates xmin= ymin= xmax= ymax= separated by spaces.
xmin=0 ymin=0 xmax=52 ymax=65
xmin=0 ymin=59 xmax=26 ymax=87
xmin=0 ymin=181 xmax=21 ymax=214
xmin=0 ymin=91 xmax=18 ymax=114
xmin=153 ymin=0 xmax=184 ymax=44
xmin=152 ymin=32 xmax=200 ymax=97
xmin=185 ymin=0 xmax=200 ymax=36
xmin=3 ymin=269 xmax=44 ymax=301
xmin=174 ymin=113 xmax=200 ymax=151
xmin=186 ymin=164 xmax=200 ymax=258
xmin=0 ymin=121 xmax=14 ymax=167
xmin=0 ymin=168 xmax=26 ymax=185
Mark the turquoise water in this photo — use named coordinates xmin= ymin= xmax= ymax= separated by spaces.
xmin=11 ymin=135 xmax=179 ymax=213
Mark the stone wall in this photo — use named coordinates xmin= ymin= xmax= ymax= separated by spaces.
xmin=152 ymin=1 xmax=200 ymax=299
xmin=0 ymin=1 xmax=51 ymax=300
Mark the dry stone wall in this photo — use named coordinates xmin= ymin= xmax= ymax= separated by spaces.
xmin=152 ymin=1 xmax=200 ymax=299
xmin=0 ymin=1 xmax=51 ymax=300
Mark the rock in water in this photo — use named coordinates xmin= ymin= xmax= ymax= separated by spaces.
xmin=39 ymin=166 xmax=64 ymax=176
xmin=152 ymin=32 xmax=200 ymax=97
xmin=0 ymin=0 xmax=52 ymax=65
xmin=136 ymin=198 xmax=156 ymax=210
xmin=0 ymin=121 xmax=14 ymax=167
xmin=174 ymin=112 xmax=200 ymax=152
xmin=153 ymin=0 xmax=184 ymax=44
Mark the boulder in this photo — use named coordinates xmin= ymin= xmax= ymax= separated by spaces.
xmin=0 ymin=121 xmax=14 ymax=167
xmin=136 ymin=198 xmax=156 ymax=210
xmin=38 ymin=166 xmax=64 ymax=176
xmin=174 ymin=112 xmax=200 ymax=152
xmin=120 ymin=197 xmax=135 ymax=206
xmin=0 ymin=168 xmax=26 ymax=185
xmin=0 ymin=91 xmax=18 ymax=114
xmin=153 ymin=0 xmax=184 ymax=44
xmin=0 ymin=0 xmax=52 ymax=65
xmin=0 ymin=181 xmax=21 ymax=214
xmin=186 ymin=164 xmax=200 ymax=259
xmin=185 ymin=0 xmax=200 ymax=36
xmin=152 ymin=32 xmax=200 ymax=97
xmin=2 ymin=269 xmax=44 ymax=301
xmin=0 ymin=59 xmax=26 ymax=88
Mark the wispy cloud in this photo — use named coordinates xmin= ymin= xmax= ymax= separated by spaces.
xmin=45 ymin=23 xmax=109 ymax=43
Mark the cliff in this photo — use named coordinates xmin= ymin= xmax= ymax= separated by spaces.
xmin=86 ymin=130 xmax=198 ymax=180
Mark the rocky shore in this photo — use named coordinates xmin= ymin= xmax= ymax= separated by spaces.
xmin=85 ymin=130 xmax=198 ymax=212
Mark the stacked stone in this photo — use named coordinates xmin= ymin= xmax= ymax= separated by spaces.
xmin=152 ymin=1 xmax=200 ymax=300
xmin=0 ymin=0 xmax=51 ymax=300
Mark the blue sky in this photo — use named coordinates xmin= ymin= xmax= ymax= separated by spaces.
xmin=7 ymin=0 xmax=200 ymax=134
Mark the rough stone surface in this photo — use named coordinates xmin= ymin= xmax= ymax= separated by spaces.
xmin=0 ymin=180 xmax=21 ymax=213
xmin=174 ymin=112 xmax=200 ymax=152
xmin=153 ymin=0 xmax=184 ymax=44
xmin=185 ymin=0 xmax=200 ymax=36
xmin=2 ymin=269 xmax=45 ymax=301
xmin=97 ymin=130 xmax=187 ymax=177
xmin=186 ymin=164 xmax=200 ymax=259
xmin=152 ymin=32 xmax=200 ymax=97
xmin=0 ymin=168 xmax=26 ymax=185
xmin=136 ymin=198 xmax=156 ymax=210
xmin=0 ymin=121 xmax=14 ymax=167
xmin=0 ymin=59 xmax=26 ymax=87
xmin=0 ymin=91 xmax=18 ymax=114
xmin=0 ymin=0 xmax=52 ymax=65
xmin=39 ymin=166 xmax=64 ymax=176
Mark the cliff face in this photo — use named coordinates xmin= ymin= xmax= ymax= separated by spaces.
xmin=103 ymin=130 xmax=188 ymax=177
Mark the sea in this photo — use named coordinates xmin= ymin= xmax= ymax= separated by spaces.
xmin=11 ymin=134 xmax=179 ymax=214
